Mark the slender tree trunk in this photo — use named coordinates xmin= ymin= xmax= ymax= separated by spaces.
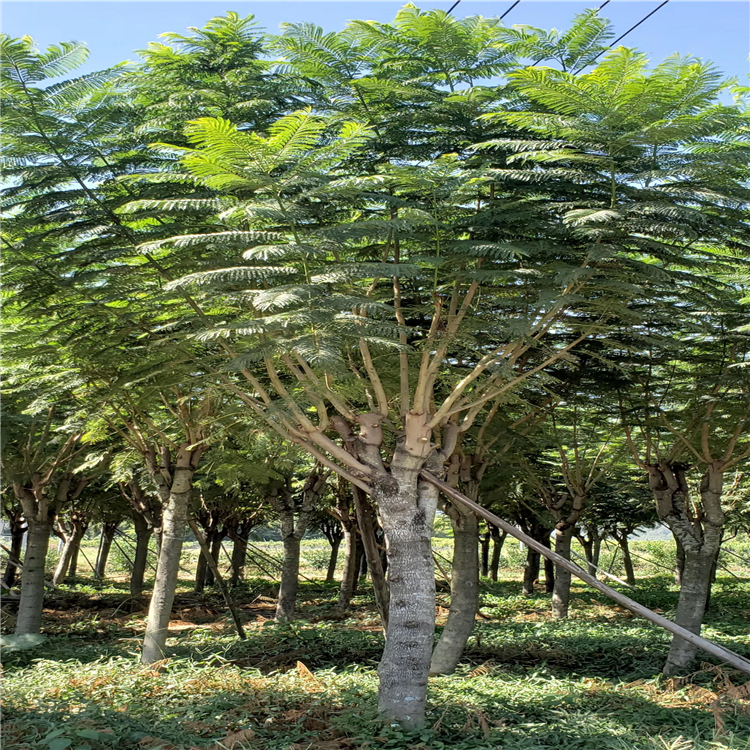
xmin=663 ymin=551 xmax=716 ymax=675
xmin=352 ymin=487 xmax=390 ymax=628
xmin=551 ymin=525 xmax=574 ymax=619
xmin=618 ymin=534 xmax=636 ymax=587
xmin=95 ymin=524 xmax=118 ymax=579
xmin=274 ymin=468 xmax=325 ymax=621
xmin=194 ymin=540 xmax=209 ymax=593
xmin=15 ymin=519 xmax=52 ymax=635
xmin=544 ymin=553 xmax=555 ymax=593
xmin=523 ymin=547 xmax=541 ymax=595
xmin=489 ymin=527 xmax=506 ymax=582
xmin=3 ymin=522 xmax=26 ymax=588
xmin=353 ymin=536 xmax=365 ymax=594
xmin=277 ymin=526 xmax=302 ymax=620
xmin=205 ymin=533 xmax=223 ymax=587
xmin=479 ymin=530 xmax=490 ymax=577
xmin=376 ymin=451 xmax=438 ymax=729
xmin=53 ymin=527 xmax=85 ymax=585
xmin=141 ymin=452 xmax=195 ymax=664
xmin=326 ymin=537 xmax=341 ymax=583
xmin=430 ymin=505 xmax=479 ymax=675
xmin=230 ymin=532 xmax=248 ymax=587
xmin=131 ymin=514 xmax=152 ymax=596
xmin=68 ymin=537 xmax=82 ymax=582
xmin=337 ymin=527 xmax=359 ymax=610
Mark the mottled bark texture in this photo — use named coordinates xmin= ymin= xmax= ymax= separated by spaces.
xmin=272 ymin=467 xmax=327 ymax=621
xmin=141 ymin=443 xmax=201 ymax=664
xmin=647 ymin=463 xmax=725 ymax=675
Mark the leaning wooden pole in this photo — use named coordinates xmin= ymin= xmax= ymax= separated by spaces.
xmin=419 ymin=471 xmax=750 ymax=676
xmin=188 ymin=520 xmax=246 ymax=641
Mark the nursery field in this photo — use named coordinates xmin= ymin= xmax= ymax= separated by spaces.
xmin=3 ymin=538 xmax=750 ymax=750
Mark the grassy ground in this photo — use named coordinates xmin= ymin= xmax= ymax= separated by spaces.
xmin=2 ymin=540 xmax=750 ymax=750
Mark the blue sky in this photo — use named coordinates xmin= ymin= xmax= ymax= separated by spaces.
xmin=3 ymin=1 xmax=749 ymax=83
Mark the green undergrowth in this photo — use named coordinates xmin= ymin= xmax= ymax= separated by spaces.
xmin=3 ymin=575 xmax=750 ymax=750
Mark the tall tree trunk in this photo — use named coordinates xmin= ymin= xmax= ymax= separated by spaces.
xmin=523 ymin=546 xmax=540 ymax=595
xmin=67 ymin=536 xmax=82 ymax=582
xmin=551 ymin=525 xmax=574 ymax=619
xmin=326 ymin=537 xmax=341 ymax=583
xmin=131 ymin=514 xmax=152 ymax=596
xmin=3 ymin=521 xmax=26 ymax=589
xmin=489 ymin=526 xmax=506 ymax=582
xmin=95 ymin=523 xmax=118 ymax=579
xmin=15 ymin=518 xmax=52 ymax=635
xmin=376 ymin=450 xmax=439 ymax=730
xmin=618 ymin=533 xmax=636 ymax=587
xmin=141 ymin=446 xmax=197 ymax=664
xmin=337 ymin=526 xmax=359 ymax=610
xmin=430 ymin=504 xmax=478 ymax=675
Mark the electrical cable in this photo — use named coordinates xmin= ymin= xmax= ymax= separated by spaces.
xmin=501 ymin=0 xmax=521 ymax=20
xmin=586 ymin=0 xmax=670 ymax=67
xmin=447 ymin=0 xmax=462 ymax=15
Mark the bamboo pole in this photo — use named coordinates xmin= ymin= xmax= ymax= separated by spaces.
xmin=419 ymin=470 xmax=750 ymax=676
xmin=188 ymin=520 xmax=246 ymax=641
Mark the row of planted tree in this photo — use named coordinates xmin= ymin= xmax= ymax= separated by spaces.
xmin=2 ymin=5 xmax=749 ymax=729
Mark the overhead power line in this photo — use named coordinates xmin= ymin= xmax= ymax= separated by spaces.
xmin=587 ymin=0 xmax=671 ymax=66
xmin=501 ymin=1 xmax=522 ymax=20
xmin=446 ymin=0 xmax=462 ymax=15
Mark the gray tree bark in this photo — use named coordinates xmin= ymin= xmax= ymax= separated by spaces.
xmin=615 ymin=532 xmax=636 ymax=587
xmin=551 ymin=524 xmax=575 ymax=619
xmin=430 ymin=502 xmax=478 ymax=675
xmin=52 ymin=515 xmax=88 ymax=585
xmin=376 ymin=450 xmax=438 ymax=729
xmin=326 ymin=537 xmax=342 ymax=582
xmin=141 ymin=444 xmax=199 ymax=664
xmin=15 ymin=518 xmax=52 ymax=634
xmin=523 ymin=546 xmax=541 ymax=595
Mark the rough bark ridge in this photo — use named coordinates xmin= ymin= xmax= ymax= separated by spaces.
xmin=141 ymin=443 xmax=202 ymax=664
xmin=272 ymin=467 xmax=327 ymax=621
xmin=647 ymin=462 xmax=725 ymax=675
